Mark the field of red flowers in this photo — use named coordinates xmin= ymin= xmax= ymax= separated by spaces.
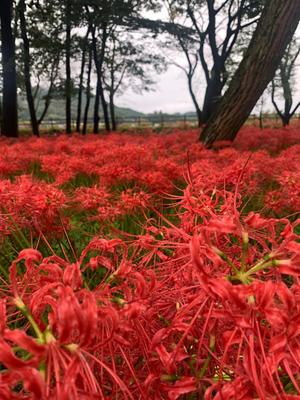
xmin=0 ymin=126 xmax=300 ymax=399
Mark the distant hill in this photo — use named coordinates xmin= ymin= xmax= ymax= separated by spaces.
xmin=18 ymin=92 xmax=198 ymax=122
xmin=18 ymin=93 xmax=145 ymax=121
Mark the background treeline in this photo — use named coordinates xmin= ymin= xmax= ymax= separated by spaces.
xmin=0 ymin=0 xmax=300 ymax=140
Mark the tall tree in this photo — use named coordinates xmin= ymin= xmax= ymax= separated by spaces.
xmin=16 ymin=0 xmax=64 ymax=128
xmin=85 ymin=0 xmax=164 ymax=133
xmin=19 ymin=0 xmax=39 ymax=137
xmin=200 ymin=0 xmax=300 ymax=146
xmin=65 ymin=0 xmax=72 ymax=133
xmin=165 ymin=0 xmax=262 ymax=124
xmin=0 ymin=0 xmax=18 ymax=137
xmin=103 ymin=32 xmax=165 ymax=131
xmin=91 ymin=24 xmax=111 ymax=132
xmin=271 ymin=37 xmax=300 ymax=127
xmin=164 ymin=2 xmax=202 ymax=126
xmin=0 ymin=99 xmax=3 ymax=134
xmin=75 ymin=26 xmax=91 ymax=132
xmin=82 ymin=44 xmax=93 ymax=135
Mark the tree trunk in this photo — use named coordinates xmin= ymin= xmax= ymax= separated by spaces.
xmin=91 ymin=25 xmax=110 ymax=133
xmin=37 ymin=85 xmax=53 ymax=126
xmin=280 ymin=64 xmax=293 ymax=126
xmin=37 ymin=58 xmax=59 ymax=126
xmin=176 ymin=34 xmax=203 ymax=127
xmin=99 ymin=80 xmax=110 ymax=132
xmin=187 ymin=73 xmax=202 ymax=127
xmin=76 ymin=26 xmax=90 ymax=133
xmin=259 ymin=110 xmax=264 ymax=129
xmin=200 ymin=0 xmax=300 ymax=146
xmin=76 ymin=44 xmax=86 ymax=132
xmin=38 ymin=95 xmax=52 ymax=126
xmin=109 ymin=93 xmax=116 ymax=131
xmin=65 ymin=0 xmax=72 ymax=134
xmin=93 ymin=79 xmax=100 ymax=134
xmin=202 ymin=70 xmax=223 ymax=123
xmin=82 ymin=45 xmax=92 ymax=135
xmin=19 ymin=0 xmax=39 ymax=137
xmin=281 ymin=115 xmax=290 ymax=127
xmin=0 ymin=98 xmax=3 ymax=134
xmin=0 ymin=0 xmax=18 ymax=137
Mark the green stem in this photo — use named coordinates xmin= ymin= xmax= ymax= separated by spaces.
xmin=244 ymin=259 xmax=280 ymax=278
xmin=198 ymin=335 xmax=215 ymax=380
xmin=14 ymin=297 xmax=44 ymax=342
xmin=212 ymin=247 xmax=239 ymax=274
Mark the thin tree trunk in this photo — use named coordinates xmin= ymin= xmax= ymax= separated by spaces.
xmin=93 ymin=79 xmax=100 ymax=133
xmin=65 ymin=0 xmax=72 ymax=134
xmin=187 ymin=74 xmax=202 ymax=127
xmin=91 ymin=25 xmax=110 ymax=133
xmin=282 ymin=116 xmax=290 ymax=127
xmin=38 ymin=97 xmax=51 ymax=126
xmin=37 ymin=58 xmax=59 ymax=126
xmin=176 ymin=34 xmax=203 ymax=127
xmin=0 ymin=0 xmax=18 ymax=137
xmin=200 ymin=0 xmax=300 ymax=146
xmin=280 ymin=64 xmax=293 ymax=126
xmin=0 ymin=98 xmax=3 ymax=134
xmin=271 ymin=80 xmax=284 ymax=124
xmin=37 ymin=85 xmax=53 ymax=126
xmin=76 ymin=45 xmax=86 ymax=132
xmin=109 ymin=93 xmax=116 ymax=131
xmin=82 ymin=45 xmax=92 ymax=135
xmin=91 ymin=27 xmax=100 ymax=133
xmin=259 ymin=110 xmax=264 ymax=129
xmin=76 ymin=26 xmax=90 ymax=132
xmin=19 ymin=0 xmax=39 ymax=137
xmin=108 ymin=41 xmax=117 ymax=131
xmin=99 ymin=80 xmax=110 ymax=132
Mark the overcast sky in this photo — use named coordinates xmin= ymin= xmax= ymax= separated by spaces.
xmin=117 ymin=64 xmax=195 ymax=114
xmin=115 ymin=12 xmax=300 ymax=115
xmin=116 ymin=7 xmax=198 ymax=114
xmin=116 ymin=51 xmax=300 ymax=115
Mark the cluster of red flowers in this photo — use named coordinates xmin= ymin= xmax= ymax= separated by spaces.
xmin=0 ymin=175 xmax=66 ymax=236
xmin=74 ymin=187 xmax=151 ymax=222
xmin=0 ymin=126 xmax=299 ymax=399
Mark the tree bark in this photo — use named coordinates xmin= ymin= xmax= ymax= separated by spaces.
xmin=200 ymin=0 xmax=300 ymax=146
xmin=37 ymin=57 xmax=59 ymax=126
xmin=76 ymin=26 xmax=91 ymax=132
xmin=0 ymin=98 xmax=3 ymax=134
xmin=65 ymin=0 xmax=72 ymax=134
xmin=91 ymin=25 xmax=110 ymax=133
xmin=19 ymin=0 xmax=39 ymax=137
xmin=271 ymin=53 xmax=300 ymax=127
xmin=202 ymin=70 xmax=223 ymax=123
xmin=82 ymin=45 xmax=92 ymax=135
xmin=99 ymin=78 xmax=110 ymax=132
xmin=0 ymin=0 xmax=18 ymax=137
xmin=93 ymin=81 xmax=100 ymax=134
xmin=109 ymin=93 xmax=116 ymax=131
xmin=187 ymin=73 xmax=202 ymax=127
xmin=37 ymin=84 xmax=54 ymax=126
xmin=175 ymin=33 xmax=203 ymax=127
xmin=37 ymin=93 xmax=52 ymax=126
xmin=76 ymin=43 xmax=86 ymax=132
xmin=280 ymin=62 xmax=293 ymax=126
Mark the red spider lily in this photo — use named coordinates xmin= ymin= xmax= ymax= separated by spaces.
xmin=0 ymin=126 xmax=299 ymax=398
